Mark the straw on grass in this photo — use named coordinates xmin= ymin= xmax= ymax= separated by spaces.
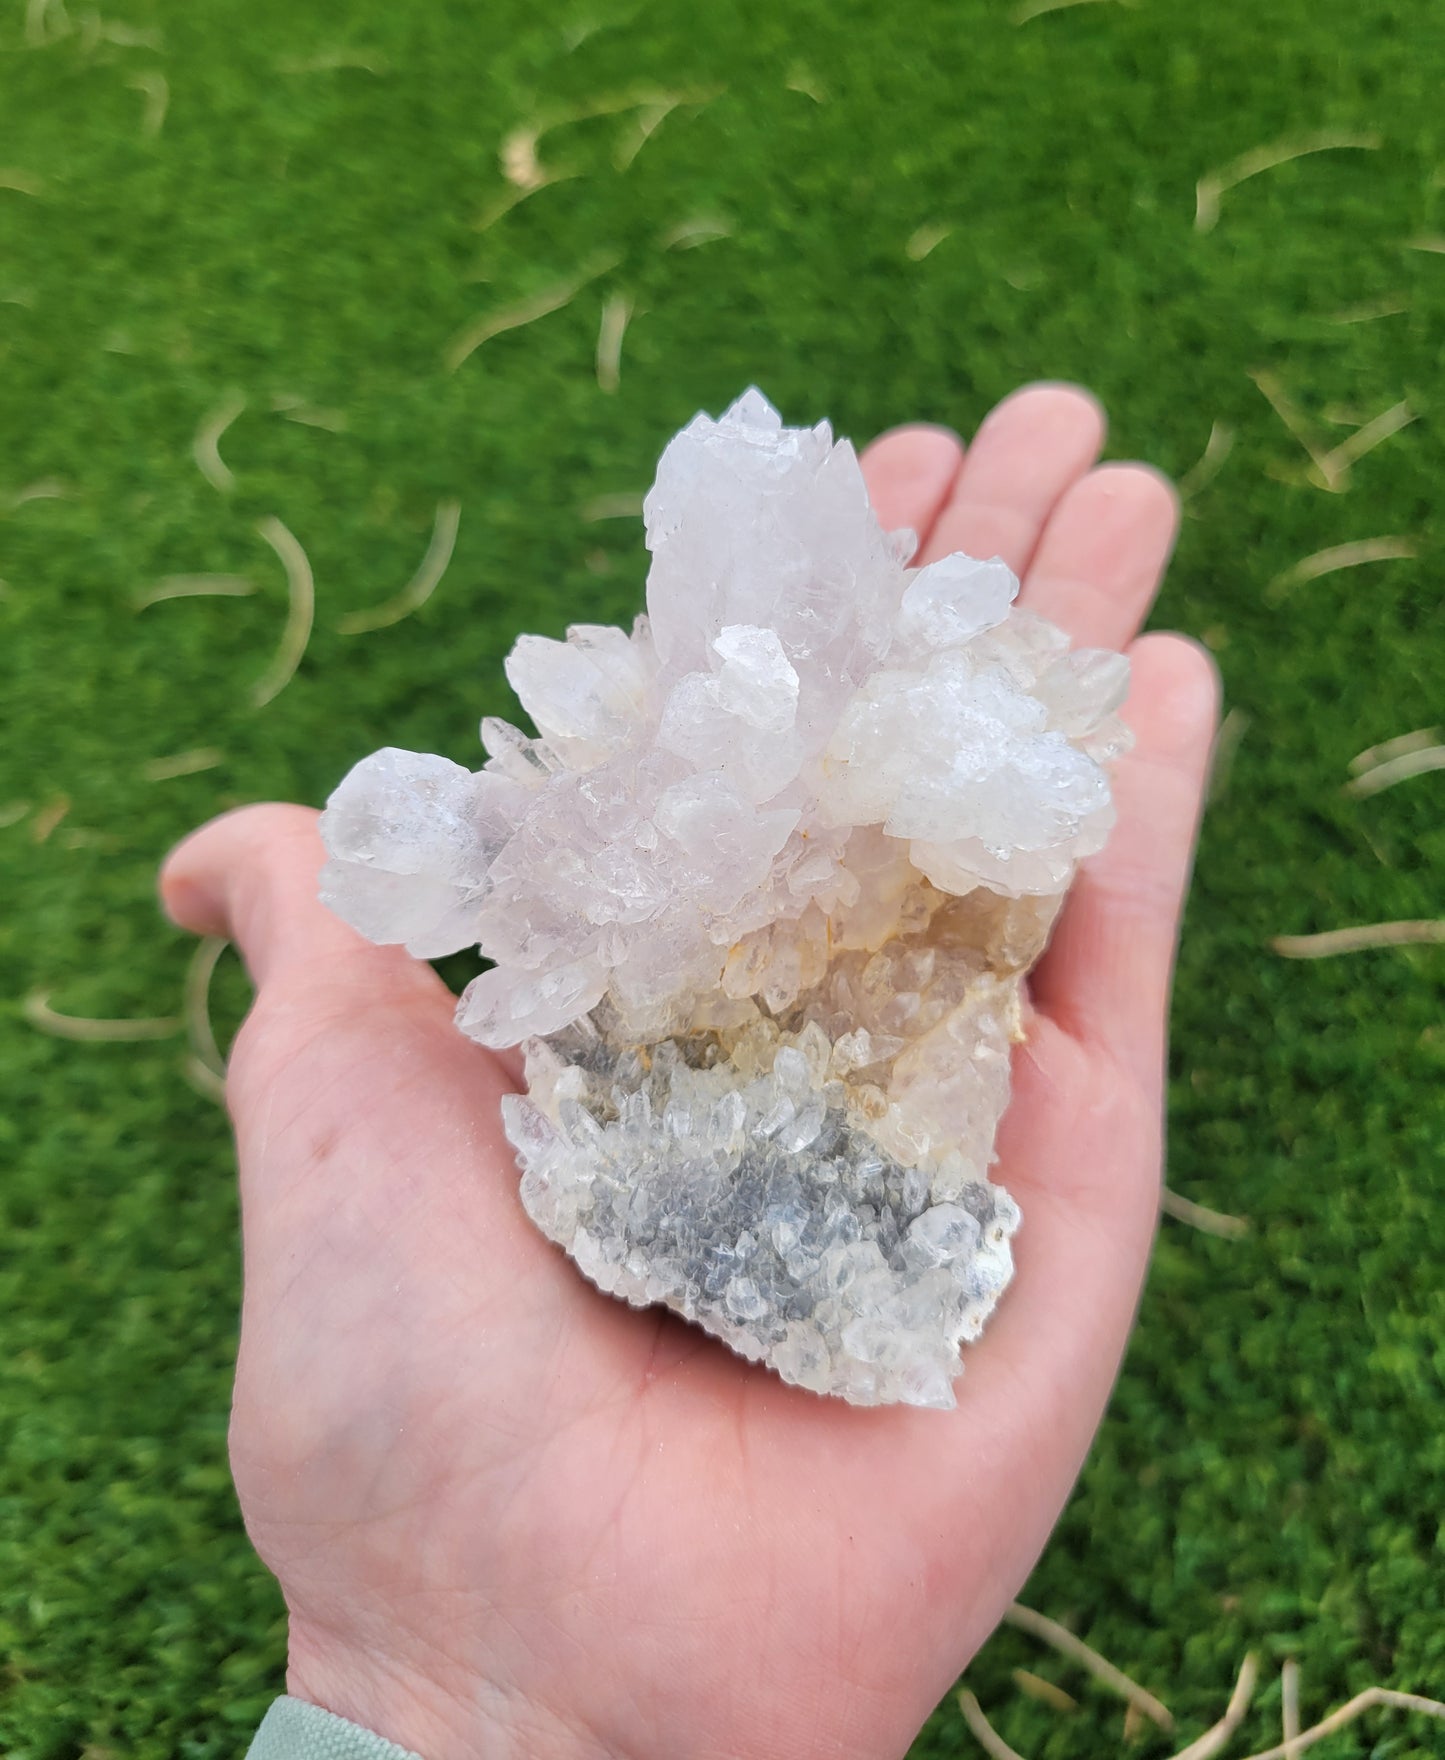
xmin=1195 ymin=132 xmax=1380 ymax=232
xmin=1011 ymin=1669 xmax=1077 ymax=1713
xmin=24 ymin=0 xmax=70 ymax=46
xmin=1171 ymin=1653 xmax=1259 ymax=1760
xmin=1207 ymin=706 xmax=1249 ymax=802
xmin=1002 ymin=1604 xmax=1173 ymax=1730
xmin=338 ymin=500 xmax=461 ymax=635
xmin=193 ymin=392 xmax=246 ymax=493
xmin=1161 ymin=1188 xmax=1250 ymax=1239
xmin=1349 ymin=726 xmax=1441 ymax=775
xmin=1230 ymin=1685 xmax=1443 ymax=1760
xmin=1014 ymin=0 xmax=1126 ymax=22
xmin=784 ymin=66 xmax=827 ymax=102
xmin=957 ymin=1692 xmax=1027 ymax=1760
xmin=1281 ymin=1659 xmax=1301 ymax=1759
xmin=278 ymin=49 xmax=386 ymax=74
xmin=472 ymin=174 xmax=577 ymax=233
xmin=141 ymin=747 xmax=224 ymax=781
xmin=25 ymin=989 xmax=181 ymax=1042
xmin=1249 ymin=370 xmax=1334 ymax=483
xmin=596 ymin=292 xmax=633 ymax=393
xmin=1273 ymin=921 xmax=1445 ymax=958
xmin=184 ymin=935 xmax=229 ymax=1082
xmin=182 ymin=1055 xmax=227 ymax=1104
xmin=579 ymin=491 xmax=644 ymax=521
xmin=0 ymin=168 xmax=47 ymax=196
xmin=1310 ymin=398 xmax=1415 ymax=490
xmin=1270 ymin=535 xmax=1416 ymax=594
xmin=1328 ymin=294 xmax=1410 ymax=324
xmin=251 ymin=516 xmax=314 ymax=707
xmin=906 ymin=222 xmax=953 ymax=261
xmin=660 ymin=216 xmax=733 ymax=250
xmin=1344 ymin=743 xmax=1445 ymax=797
xmin=127 ymin=69 xmax=167 ymax=134
xmin=31 ymin=795 xmax=71 ymax=843
xmin=136 ymin=574 xmax=254 ymax=609
xmin=6 ymin=477 xmax=70 ymax=509
xmin=445 ymin=253 xmax=619 ymax=373
xmin=614 ymin=96 xmax=688 ymax=170
xmin=1179 ymin=422 xmax=1234 ymax=501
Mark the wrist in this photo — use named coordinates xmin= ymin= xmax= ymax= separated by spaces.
xmin=286 ymin=1622 xmax=608 ymax=1760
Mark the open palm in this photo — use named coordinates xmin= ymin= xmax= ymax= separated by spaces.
xmin=162 ymin=385 xmax=1218 ymax=1760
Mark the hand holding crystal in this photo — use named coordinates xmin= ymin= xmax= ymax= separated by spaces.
xmin=162 ymin=386 xmax=1217 ymax=1760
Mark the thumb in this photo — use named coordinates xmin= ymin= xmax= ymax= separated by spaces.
xmin=161 ymin=802 xmax=435 ymax=994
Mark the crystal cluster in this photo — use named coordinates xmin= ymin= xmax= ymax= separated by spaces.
xmin=319 ymin=391 xmax=1130 ymax=1408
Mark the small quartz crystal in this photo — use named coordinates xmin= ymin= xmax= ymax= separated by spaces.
xmin=320 ymin=391 xmax=1131 ymax=1408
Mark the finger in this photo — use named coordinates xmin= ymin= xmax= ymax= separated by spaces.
xmin=161 ymin=802 xmax=444 ymax=1000
xmin=1020 ymin=462 xmax=1180 ymax=650
xmin=858 ymin=423 xmax=964 ymax=549
xmin=1030 ymin=632 xmax=1219 ymax=1079
xmin=916 ymin=383 xmax=1106 ymax=572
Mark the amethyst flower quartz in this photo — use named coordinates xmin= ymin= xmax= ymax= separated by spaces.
xmin=319 ymin=391 xmax=1130 ymax=1408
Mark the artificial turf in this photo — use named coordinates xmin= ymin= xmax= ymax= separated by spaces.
xmin=2 ymin=0 xmax=1443 ymax=1754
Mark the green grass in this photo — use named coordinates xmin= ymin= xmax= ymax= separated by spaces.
xmin=2 ymin=0 xmax=1443 ymax=1754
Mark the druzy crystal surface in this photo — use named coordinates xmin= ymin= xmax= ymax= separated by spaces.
xmin=319 ymin=390 xmax=1130 ymax=1408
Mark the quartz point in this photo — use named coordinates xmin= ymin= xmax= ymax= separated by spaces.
xmin=319 ymin=390 xmax=1131 ymax=1409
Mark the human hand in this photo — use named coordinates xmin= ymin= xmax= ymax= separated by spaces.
xmin=161 ymin=384 xmax=1218 ymax=1760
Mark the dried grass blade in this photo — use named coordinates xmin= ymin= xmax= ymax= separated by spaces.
xmin=1281 ymin=1659 xmax=1302 ymax=1759
xmin=128 ymin=69 xmax=168 ymax=135
xmin=0 ymin=168 xmax=46 ymax=196
xmin=578 ymin=491 xmax=644 ymax=522
xmin=957 ymin=1691 xmax=1030 ymax=1760
xmin=1015 ymin=0 xmax=1120 ymax=22
xmin=1011 ymin=1669 xmax=1077 ymax=1713
xmin=193 ymin=392 xmax=246 ymax=492
xmin=1161 ymin=1188 xmax=1250 ymax=1238
xmin=1196 ymin=132 xmax=1380 ymax=232
xmin=1179 ymin=422 xmax=1234 ymax=501
xmin=251 ymin=516 xmax=315 ymax=707
xmin=595 ymin=292 xmax=633 ymax=393
xmin=906 ymin=222 xmax=953 ymax=261
xmin=660 ymin=216 xmax=733 ymax=250
xmin=1328 ymin=294 xmax=1410 ymax=324
xmin=1349 ymin=726 xmax=1440 ymax=775
xmin=25 ymin=989 xmax=181 ymax=1042
xmin=1248 ymin=371 xmax=1334 ymax=482
xmin=136 ymin=574 xmax=254 ymax=609
xmin=1271 ymin=535 xmax=1416 ymax=593
xmin=182 ymin=1054 xmax=227 ymax=1104
xmin=338 ymin=500 xmax=461 ymax=635
xmin=184 ymin=935 xmax=229 ymax=1079
xmin=142 ymin=747 xmax=225 ymax=781
xmin=1315 ymin=399 xmax=1415 ymax=482
xmin=1345 ymin=744 xmax=1445 ymax=797
xmin=1003 ymin=1604 xmax=1173 ymax=1730
xmin=31 ymin=795 xmax=72 ymax=842
xmin=1273 ymin=920 xmax=1445 ymax=958
xmin=1171 ymin=1653 xmax=1260 ymax=1760
xmin=445 ymin=253 xmax=619 ymax=373
xmin=1207 ymin=706 xmax=1249 ymax=802
xmin=1234 ymin=1685 xmax=1444 ymax=1760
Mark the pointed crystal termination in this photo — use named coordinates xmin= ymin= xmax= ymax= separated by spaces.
xmin=319 ymin=390 xmax=1131 ymax=1408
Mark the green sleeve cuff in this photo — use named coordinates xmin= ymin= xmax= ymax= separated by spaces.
xmin=246 ymin=1696 xmax=425 ymax=1760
